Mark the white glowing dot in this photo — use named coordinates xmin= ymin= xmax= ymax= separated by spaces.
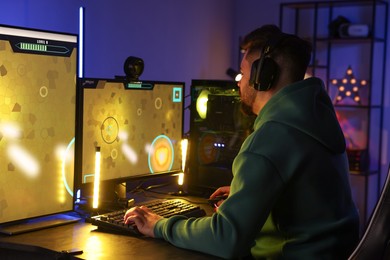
xmin=0 ymin=122 xmax=22 ymax=139
xmin=121 ymin=143 xmax=138 ymax=164
xmin=145 ymin=143 xmax=153 ymax=153
xmin=56 ymin=144 xmax=67 ymax=158
xmin=118 ymin=130 xmax=128 ymax=141
xmin=8 ymin=144 xmax=40 ymax=178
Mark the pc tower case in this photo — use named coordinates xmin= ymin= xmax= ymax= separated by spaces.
xmin=186 ymin=80 xmax=256 ymax=197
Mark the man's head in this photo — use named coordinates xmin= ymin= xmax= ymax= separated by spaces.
xmin=238 ymin=25 xmax=312 ymax=115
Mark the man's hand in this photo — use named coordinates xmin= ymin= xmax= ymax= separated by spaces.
xmin=124 ymin=206 xmax=163 ymax=237
xmin=208 ymin=186 xmax=230 ymax=210
xmin=210 ymin=186 xmax=230 ymax=200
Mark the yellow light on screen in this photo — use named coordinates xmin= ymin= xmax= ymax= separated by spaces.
xmin=181 ymin=139 xmax=188 ymax=172
xmin=156 ymin=147 xmax=169 ymax=166
xmin=196 ymin=90 xmax=210 ymax=119
xmin=339 ymin=86 xmax=345 ymax=92
xmin=178 ymin=139 xmax=188 ymax=187
xmin=350 ymin=78 xmax=356 ymax=84
xmin=93 ymin=147 xmax=101 ymax=209
xmin=178 ymin=172 xmax=184 ymax=186
xmin=57 ymin=145 xmax=67 ymax=204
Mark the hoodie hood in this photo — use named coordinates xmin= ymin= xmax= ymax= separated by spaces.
xmin=255 ymin=77 xmax=346 ymax=154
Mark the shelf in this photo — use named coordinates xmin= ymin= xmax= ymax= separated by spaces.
xmin=334 ymin=104 xmax=382 ymax=109
xmin=308 ymin=64 xmax=327 ymax=69
xmin=280 ymin=0 xmax=387 ymax=225
xmin=316 ymin=37 xmax=386 ymax=43
xmin=350 ymin=170 xmax=380 ymax=176
xmin=281 ymin=0 xmax=388 ymax=10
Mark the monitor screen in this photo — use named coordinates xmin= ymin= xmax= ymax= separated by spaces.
xmin=0 ymin=25 xmax=78 ymax=224
xmin=76 ymin=78 xmax=185 ymax=203
xmin=187 ymin=80 xmax=256 ymax=196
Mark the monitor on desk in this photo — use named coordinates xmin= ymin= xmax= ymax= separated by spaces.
xmin=75 ymin=78 xmax=185 ymax=209
xmin=0 ymin=25 xmax=78 ymax=234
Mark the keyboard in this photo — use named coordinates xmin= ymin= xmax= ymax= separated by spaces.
xmin=90 ymin=198 xmax=206 ymax=235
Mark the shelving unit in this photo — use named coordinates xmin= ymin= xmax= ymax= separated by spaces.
xmin=279 ymin=0 xmax=388 ymax=226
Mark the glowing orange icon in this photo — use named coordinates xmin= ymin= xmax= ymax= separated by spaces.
xmin=148 ymin=135 xmax=174 ymax=173
xmin=156 ymin=146 xmax=169 ymax=166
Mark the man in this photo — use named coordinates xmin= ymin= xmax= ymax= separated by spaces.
xmin=124 ymin=24 xmax=360 ymax=259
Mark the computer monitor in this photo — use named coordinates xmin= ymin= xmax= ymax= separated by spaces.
xmin=0 ymin=25 xmax=78 ymax=234
xmin=76 ymin=78 xmax=185 ymax=208
xmin=187 ymin=79 xmax=256 ymax=196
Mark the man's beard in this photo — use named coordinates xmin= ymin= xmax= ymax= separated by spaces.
xmin=239 ymin=88 xmax=256 ymax=116
xmin=240 ymin=101 xmax=256 ymax=116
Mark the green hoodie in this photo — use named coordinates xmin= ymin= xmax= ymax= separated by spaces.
xmin=155 ymin=77 xmax=360 ymax=259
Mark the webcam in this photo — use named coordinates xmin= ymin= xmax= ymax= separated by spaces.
xmin=124 ymin=56 xmax=144 ymax=82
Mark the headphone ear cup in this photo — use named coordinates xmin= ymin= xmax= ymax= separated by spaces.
xmin=249 ymin=58 xmax=261 ymax=89
xmin=257 ymin=57 xmax=279 ymax=91
xmin=249 ymin=56 xmax=279 ymax=91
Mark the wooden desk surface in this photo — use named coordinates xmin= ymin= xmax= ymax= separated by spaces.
xmin=1 ymin=220 xmax=217 ymax=259
xmin=0 ymin=194 xmax=218 ymax=259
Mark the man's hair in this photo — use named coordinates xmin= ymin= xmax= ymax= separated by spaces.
xmin=240 ymin=24 xmax=312 ymax=83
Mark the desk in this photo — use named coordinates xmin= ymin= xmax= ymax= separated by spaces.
xmin=0 ymin=221 xmax=217 ymax=259
xmin=0 ymin=194 xmax=218 ymax=259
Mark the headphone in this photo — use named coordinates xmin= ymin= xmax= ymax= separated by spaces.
xmin=249 ymin=33 xmax=291 ymax=91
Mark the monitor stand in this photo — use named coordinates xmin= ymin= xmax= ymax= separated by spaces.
xmin=78 ymin=181 xmax=129 ymax=212
xmin=0 ymin=213 xmax=81 ymax=236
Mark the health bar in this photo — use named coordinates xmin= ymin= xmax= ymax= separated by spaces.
xmin=16 ymin=42 xmax=70 ymax=54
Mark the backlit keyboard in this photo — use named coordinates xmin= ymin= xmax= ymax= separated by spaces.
xmin=90 ymin=198 xmax=206 ymax=235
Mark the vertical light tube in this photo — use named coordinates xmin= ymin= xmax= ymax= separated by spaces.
xmin=181 ymin=139 xmax=188 ymax=173
xmin=92 ymin=147 xmax=101 ymax=209
xmin=78 ymin=6 xmax=84 ymax=78
xmin=178 ymin=173 xmax=184 ymax=186
xmin=178 ymin=139 xmax=188 ymax=186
